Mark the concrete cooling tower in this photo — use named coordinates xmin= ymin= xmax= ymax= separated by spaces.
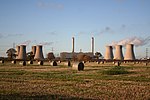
xmin=17 ymin=45 xmax=26 ymax=60
xmin=104 ymin=46 xmax=114 ymax=60
xmin=124 ymin=44 xmax=136 ymax=60
xmin=32 ymin=46 xmax=36 ymax=55
xmin=34 ymin=45 xmax=44 ymax=61
xmin=16 ymin=45 xmax=20 ymax=59
xmin=114 ymin=45 xmax=124 ymax=60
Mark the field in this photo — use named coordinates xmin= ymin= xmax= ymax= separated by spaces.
xmin=0 ymin=61 xmax=150 ymax=100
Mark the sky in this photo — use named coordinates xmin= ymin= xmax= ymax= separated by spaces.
xmin=0 ymin=0 xmax=150 ymax=58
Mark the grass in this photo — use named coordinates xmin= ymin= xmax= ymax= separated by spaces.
xmin=102 ymin=66 xmax=130 ymax=75
xmin=0 ymin=62 xmax=150 ymax=99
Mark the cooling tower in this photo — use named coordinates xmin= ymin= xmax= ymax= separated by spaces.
xmin=34 ymin=45 xmax=44 ymax=61
xmin=91 ymin=37 xmax=94 ymax=55
xmin=104 ymin=46 xmax=114 ymax=60
xmin=124 ymin=44 xmax=136 ymax=60
xmin=72 ymin=37 xmax=75 ymax=53
xmin=32 ymin=46 xmax=36 ymax=55
xmin=114 ymin=45 xmax=124 ymax=60
xmin=16 ymin=45 xmax=20 ymax=59
xmin=17 ymin=45 xmax=26 ymax=60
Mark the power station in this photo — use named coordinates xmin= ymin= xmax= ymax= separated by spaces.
xmin=91 ymin=37 xmax=94 ymax=55
xmin=124 ymin=44 xmax=136 ymax=60
xmin=12 ymin=37 xmax=138 ymax=62
xmin=72 ymin=37 xmax=75 ymax=53
xmin=114 ymin=45 xmax=124 ymax=60
xmin=104 ymin=46 xmax=114 ymax=60
xmin=17 ymin=45 xmax=26 ymax=60
xmin=34 ymin=45 xmax=44 ymax=61
xmin=16 ymin=45 xmax=20 ymax=59
xmin=32 ymin=45 xmax=36 ymax=56
xmin=60 ymin=37 xmax=95 ymax=60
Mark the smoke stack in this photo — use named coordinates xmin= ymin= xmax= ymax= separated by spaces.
xmin=16 ymin=45 xmax=20 ymax=59
xmin=91 ymin=37 xmax=94 ymax=55
xmin=124 ymin=44 xmax=136 ymax=60
xmin=17 ymin=45 xmax=26 ymax=60
xmin=104 ymin=46 xmax=114 ymax=60
xmin=114 ymin=45 xmax=124 ymax=60
xmin=72 ymin=37 xmax=75 ymax=53
xmin=34 ymin=45 xmax=44 ymax=61
xmin=32 ymin=46 xmax=36 ymax=55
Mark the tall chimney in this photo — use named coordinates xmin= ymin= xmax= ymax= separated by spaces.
xmin=72 ymin=37 xmax=75 ymax=53
xmin=91 ymin=37 xmax=94 ymax=55
xmin=124 ymin=44 xmax=136 ymax=60
xmin=104 ymin=46 xmax=114 ymax=60
xmin=32 ymin=46 xmax=36 ymax=55
xmin=34 ymin=45 xmax=44 ymax=61
xmin=16 ymin=45 xmax=20 ymax=59
xmin=114 ymin=45 xmax=124 ymax=60
xmin=17 ymin=45 xmax=26 ymax=60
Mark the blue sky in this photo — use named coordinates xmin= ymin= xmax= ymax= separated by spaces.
xmin=0 ymin=0 xmax=150 ymax=58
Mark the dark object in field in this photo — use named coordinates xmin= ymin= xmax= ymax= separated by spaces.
xmin=19 ymin=61 xmax=26 ymax=66
xmin=51 ymin=61 xmax=57 ymax=66
xmin=72 ymin=62 xmax=84 ymax=71
xmin=38 ymin=61 xmax=43 ymax=65
xmin=11 ymin=60 xmax=16 ymax=64
xmin=114 ymin=62 xmax=121 ymax=66
xmin=28 ymin=60 xmax=33 ymax=64
xmin=0 ymin=60 xmax=4 ymax=64
xmin=68 ymin=61 xmax=71 ymax=67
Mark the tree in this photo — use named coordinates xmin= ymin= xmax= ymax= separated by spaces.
xmin=77 ymin=53 xmax=85 ymax=61
xmin=6 ymin=48 xmax=16 ymax=60
xmin=47 ymin=52 xmax=55 ymax=60
xmin=77 ymin=53 xmax=91 ymax=62
xmin=95 ymin=52 xmax=103 ymax=59
xmin=83 ymin=55 xmax=91 ymax=61
xmin=26 ymin=51 xmax=34 ymax=60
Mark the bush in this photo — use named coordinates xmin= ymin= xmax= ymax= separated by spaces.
xmin=103 ymin=66 xmax=129 ymax=75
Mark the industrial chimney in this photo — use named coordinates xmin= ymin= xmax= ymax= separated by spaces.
xmin=104 ymin=46 xmax=114 ymax=60
xmin=16 ymin=45 xmax=20 ymax=59
xmin=17 ymin=45 xmax=26 ymax=60
xmin=124 ymin=44 xmax=136 ymax=60
xmin=34 ymin=45 xmax=44 ymax=61
xmin=114 ymin=45 xmax=124 ymax=60
xmin=32 ymin=46 xmax=36 ymax=56
xmin=91 ymin=37 xmax=94 ymax=55
xmin=72 ymin=37 xmax=75 ymax=53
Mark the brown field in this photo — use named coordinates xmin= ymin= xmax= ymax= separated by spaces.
xmin=0 ymin=61 xmax=150 ymax=100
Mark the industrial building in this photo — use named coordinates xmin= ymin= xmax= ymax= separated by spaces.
xmin=60 ymin=37 xmax=94 ymax=60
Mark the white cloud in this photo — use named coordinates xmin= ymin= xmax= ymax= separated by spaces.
xmin=111 ymin=36 xmax=150 ymax=47
xmin=39 ymin=42 xmax=54 ymax=46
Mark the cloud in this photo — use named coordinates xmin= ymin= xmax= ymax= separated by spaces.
xmin=0 ymin=33 xmax=23 ymax=39
xmin=47 ymin=31 xmax=57 ymax=35
xmin=0 ymin=33 xmax=4 ymax=39
xmin=78 ymin=31 xmax=87 ymax=35
xmin=6 ymin=33 xmax=23 ymax=37
xmin=20 ymin=40 xmax=32 ymax=46
xmin=111 ymin=36 xmax=150 ymax=47
xmin=39 ymin=42 xmax=54 ymax=46
xmin=18 ymin=40 xmax=54 ymax=46
xmin=121 ymin=24 xmax=126 ymax=29
xmin=37 ymin=1 xmax=64 ymax=10
xmin=99 ymin=27 xmax=115 ymax=34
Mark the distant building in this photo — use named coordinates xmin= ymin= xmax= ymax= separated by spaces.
xmin=60 ymin=52 xmax=94 ymax=60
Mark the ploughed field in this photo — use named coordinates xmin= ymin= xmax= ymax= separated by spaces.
xmin=0 ymin=61 xmax=150 ymax=99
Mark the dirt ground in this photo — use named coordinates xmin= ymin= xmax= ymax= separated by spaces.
xmin=0 ymin=61 xmax=150 ymax=100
